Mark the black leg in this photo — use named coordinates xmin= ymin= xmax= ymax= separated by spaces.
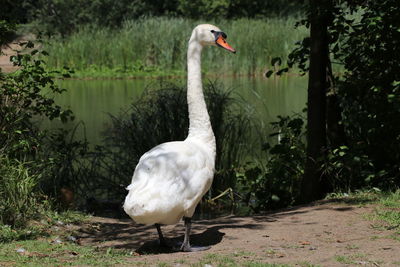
xmin=180 ymin=217 xmax=210 ymax=252
xmin=155 ymin=224 xmax=169 ymax=248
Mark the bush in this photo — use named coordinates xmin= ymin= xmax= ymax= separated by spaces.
xmin=0 ymin=38 xmax=76 ymax=225
xmin=0 ymin=157 xmax=41 ymax=227
xmin=0 ymin=41 xmax=73 ymax=158
xmin=77 ymin=81 xmax=254 ymax=202
xmin=237 ymin=115 xmax=306 ymax=211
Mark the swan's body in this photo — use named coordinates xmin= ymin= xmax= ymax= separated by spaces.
xmin=123 ymin=24 xmax=235 ymax=252
xmin=124 ymin=138 xmax=215 ymax=225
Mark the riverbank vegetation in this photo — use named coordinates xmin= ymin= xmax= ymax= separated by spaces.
xmin=4 ymin=0 xmax=307 ymax=77
xmin=1 ymin=0 xmax=399 ymax=254
xmin=43 ymin=17 xmax=307 ymax=77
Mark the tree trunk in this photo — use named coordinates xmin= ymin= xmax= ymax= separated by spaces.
xmin=300 ymin=0 xmax=331 ymax=203
xmin=326 ymin=57 xmax=347 ymax=148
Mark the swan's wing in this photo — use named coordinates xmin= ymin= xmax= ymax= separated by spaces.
xmin=124 ymin=141 xmax=214 ymax=224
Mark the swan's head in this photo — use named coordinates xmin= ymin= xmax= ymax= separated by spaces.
xmin=190 ymin=24 xmax=236 ymax=53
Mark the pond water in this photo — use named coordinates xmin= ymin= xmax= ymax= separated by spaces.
xmin=50 ymin=76 xmax=307 ymax=145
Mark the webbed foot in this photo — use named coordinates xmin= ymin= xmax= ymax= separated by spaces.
xmin=180 ymin=244 xmax=210 ymax=252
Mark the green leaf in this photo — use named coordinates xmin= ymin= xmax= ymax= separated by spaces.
xmin=265 ymin=70 xmax=274 ymax=78
xmin=276 ymin=68 xmax=289 ymax=76
xmin=271 ymin=195 xmax=280 ymax=202
xmin=271 ymin=57 xmax=282 ymax=66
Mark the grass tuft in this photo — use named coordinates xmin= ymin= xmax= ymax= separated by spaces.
xmin=0 ymin=238 xmax=129 ymax=266
xmin=327 ymin=189 xmax=400 ymax=238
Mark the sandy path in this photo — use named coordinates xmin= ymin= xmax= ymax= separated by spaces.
xmin=78 ymin=200 xmax=400 ymax=266
xmin=0 ymin=42 xmax=20 ymax=73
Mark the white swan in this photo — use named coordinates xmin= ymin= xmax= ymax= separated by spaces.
xmin=123 ymin=24 xmax=236 ymax=252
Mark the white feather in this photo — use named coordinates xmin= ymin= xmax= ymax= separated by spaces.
xmin=123 ymin=139 xmax=214 ymax=225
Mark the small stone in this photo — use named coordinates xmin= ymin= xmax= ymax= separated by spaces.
xmin=52 ymin=238 xmax=63 ymax=244
xmin=16 ymin=248 xmax=26 ymax=253
xmin=67 ymin=236 xmax=77 ymax=242
xmin=56 ymin=220 xmax=64 ymax=226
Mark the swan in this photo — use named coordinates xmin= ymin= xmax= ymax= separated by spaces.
xmin=123 ymin=24 xmax=236 ymax=252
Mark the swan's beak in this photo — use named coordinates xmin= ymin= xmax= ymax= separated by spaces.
xmin=216 ymin=35 xmax=236 ymax=53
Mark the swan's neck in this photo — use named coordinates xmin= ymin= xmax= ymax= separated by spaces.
xmin=186 ymin=40 xmax=215 ymax=145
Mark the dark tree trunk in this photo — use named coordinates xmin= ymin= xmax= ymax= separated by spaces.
xmin=326 ymin=57 xmax=347 ymax=148
xmin=300 ymin=0 xmax=331 ymax=203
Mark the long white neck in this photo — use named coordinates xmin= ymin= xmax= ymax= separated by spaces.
xmin=186 ymin=38 xmax=215 ymax=146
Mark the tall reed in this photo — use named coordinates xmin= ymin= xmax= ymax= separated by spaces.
xmin=45 ymin=17 xmax=307 ymax=76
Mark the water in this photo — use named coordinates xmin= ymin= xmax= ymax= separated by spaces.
xmin=51 ymin=76 xmax=307 ymax=144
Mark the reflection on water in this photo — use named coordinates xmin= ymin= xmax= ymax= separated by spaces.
xmin=50 ymin=76 xmax=307 ymax=144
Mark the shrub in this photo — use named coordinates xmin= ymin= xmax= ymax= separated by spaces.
xmin=80 ymin=81 xmax=254 ymax=201
xmin=237 ymin=115 xmax=306 ymax=211
xmin=0 ymin=39 xmax=75 ymax=225
xmin=0 ymin=157 xmax=41 ymax=227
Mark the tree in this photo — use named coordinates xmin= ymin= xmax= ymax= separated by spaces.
xmin=300 ymin=0 xmax=332 ymax=202
xmin=292 ymin=0 xmax=400 ymax=197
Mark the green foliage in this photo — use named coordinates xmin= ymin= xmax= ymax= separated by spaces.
xmin=0 ymin=37 xmax=78 ymax=227
xmin=0 ymin=42 xmax=73 ymax=158
xmin=0 ymin=224 xmax=45 ymax=243
xmin=0 ymin=157 xmax=41 ymax=227
xmin=278 ymin=0 xmax=400 ymax=193
xmin=15 ymin=0 xmax=305 ymax=36
xmin=86 ymin=81 xmax=254 ymax=201
xmin=0 ymin=1 xmax=34 ymax=24
xmin=237 ymin=115 xmax=306 ymax=211
xmin=0 ymin=20 xmax=16 ymax=47
xmin=41 ymin=210 xmax=89 ymax=225
xmin=331 ymin=0 xmax=400 ymax=189
xmin=39 ymin=127 xmax=90 ymax=199
xmin=44 ymin=17 xmax=307 ymax=77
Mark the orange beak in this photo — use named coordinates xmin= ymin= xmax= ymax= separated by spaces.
xmin=216 ymin=35 xmax=236 ymax=53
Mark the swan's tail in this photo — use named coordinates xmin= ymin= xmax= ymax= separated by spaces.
xmin=123 ymin=186 xmax=184 ymax=225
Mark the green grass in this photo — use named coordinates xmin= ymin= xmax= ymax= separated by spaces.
xmin=0 ymin=245 xmax=300 ymax=267
xmin=334 ymin=253 xmax=382 ymax=266
xmin=0 ymin=210 xmax=89 ymax=243
xmin=190 ymin=253 xmax=291 ymax=267
xmin=334 ymin=254 xmax=361 ymax=264
xmin=370 ymin=190 xmax=400 ymax=236
xmin=327 ymin=189 xmax=400 ymax=239
xmin=0 ymin=211 xmax=118 ymax=266
xmin=0 ymin=238 xmax=129 ymax=266
xmin=295 ymin=262 xmax=321 ymax=267
xmin=44 ymin=17 xmax=307 ymax=78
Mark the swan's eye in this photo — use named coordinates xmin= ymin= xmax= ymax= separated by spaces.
xmin=211 ymin=30 xmax=227 ymax=41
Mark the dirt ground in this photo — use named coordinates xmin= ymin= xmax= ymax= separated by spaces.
xmin=77 ymin=200 xmax=400 ymax=266
xmin=0 ymin=41 xmax=20 ymax=73
xmin=0 ymin=35 xmax=35 ymax=73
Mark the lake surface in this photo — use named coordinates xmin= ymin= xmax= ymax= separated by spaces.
xmin=51 ymin=76 xmax=307 ymax=145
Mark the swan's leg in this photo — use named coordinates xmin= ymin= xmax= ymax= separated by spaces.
xmin=155 ymin=224 xmax=169 ymax=247
xmin=180 ymin=217 xmax=210 ymax=252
